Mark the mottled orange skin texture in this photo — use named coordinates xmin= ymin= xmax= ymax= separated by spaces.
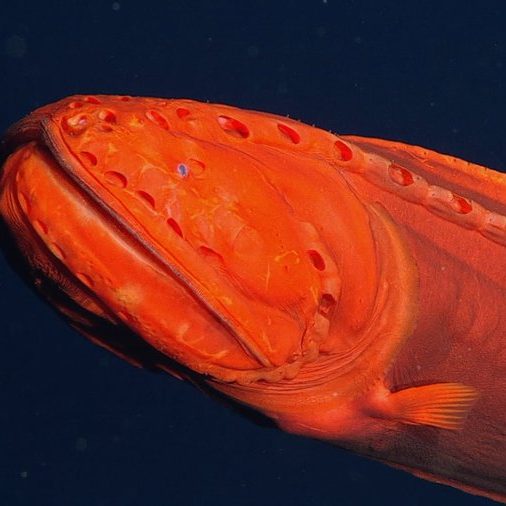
xmin=0 ymin=96 xmax=504 ymax=503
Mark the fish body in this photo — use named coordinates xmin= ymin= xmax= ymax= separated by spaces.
xmin=0 ymin=96 xmax=504 ymax=502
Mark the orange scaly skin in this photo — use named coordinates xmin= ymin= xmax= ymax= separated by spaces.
xmin=0 ymin=96 xmax=504 ymax=503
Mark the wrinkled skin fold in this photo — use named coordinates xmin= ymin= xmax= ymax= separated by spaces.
xmin=1 ymin=95 xmax=505 ymax=503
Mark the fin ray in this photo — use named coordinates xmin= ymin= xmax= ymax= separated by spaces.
xmin=383 ymin=382 xmax=478 ymax=430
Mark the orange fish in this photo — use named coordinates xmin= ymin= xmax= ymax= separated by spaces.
xmin=0 ymin=95 xmax=504 ymax=503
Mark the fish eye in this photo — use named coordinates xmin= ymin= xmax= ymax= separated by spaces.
xmin=177 ymin=163 xmax=189 ymax=177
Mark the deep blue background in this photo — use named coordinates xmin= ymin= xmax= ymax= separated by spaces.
xmin=1 ymin=1 xmax=505 ymax=505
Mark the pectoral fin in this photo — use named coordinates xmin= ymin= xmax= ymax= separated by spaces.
xmin=376 ymin=383 xmax=478 ymax=430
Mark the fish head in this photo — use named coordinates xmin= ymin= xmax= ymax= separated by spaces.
xmin=0 ymin=96 xmax=399 ymax=390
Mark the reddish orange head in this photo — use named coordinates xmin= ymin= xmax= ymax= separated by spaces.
xmin=0 ymin=96 xmax=403 ymax=391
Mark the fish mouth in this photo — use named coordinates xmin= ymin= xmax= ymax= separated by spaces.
xmin=0 ymin=96 xmax=342 ymax=384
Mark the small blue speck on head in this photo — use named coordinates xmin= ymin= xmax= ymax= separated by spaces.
xmin=177 ymin=163 xmax=189 ymax=177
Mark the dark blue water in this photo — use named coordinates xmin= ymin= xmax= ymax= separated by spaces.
xmin=1 ymin=1 xmax=505 ymax=505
